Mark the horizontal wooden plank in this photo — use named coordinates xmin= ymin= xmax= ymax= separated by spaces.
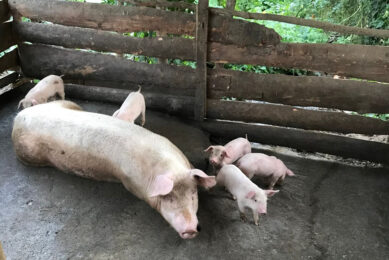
xmin=208 ymin=42 xmax=389 ymax=83
xmin=18 ymin=43 xmax=198 ymax=90
xmin=0 ymin=48 xmax=18 ymax=73
xmin=9 ymin=0 xmax=280 ymax=47
xmin=65 ymin=84 xmax=194 ymax=117
xmin=13 ymin=21 xmax=194 ymax=60
xmin=208 ymin=69 xmax=389 ymax=114
xmin=0 ymin=71 xmax=18 ymax=88
xmin=202 ymin=120 xmax=389 ymax=165
xmin=0 ymin=0 xmax=10 ymax=23
xmin=0 ymin=22 xmax=15 ymax=53
xmin=207 ymin=99 xmax=389 ymax=135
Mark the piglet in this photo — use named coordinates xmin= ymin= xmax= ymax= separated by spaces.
xmin=18 ymin=75 xmax=65 ymax=110
xmin=204 ymin=136 xmax=251 ymax=168
xmin=113 ymin=86 xmax=146 ymax=126
xmin=217 ymin=164 xmax=278 ymax=225
xmin=236 ymin=153 xmax=295 ymax=190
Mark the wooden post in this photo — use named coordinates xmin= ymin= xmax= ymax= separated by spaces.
xmin=194 ymin=0 xmax=209 ymax=121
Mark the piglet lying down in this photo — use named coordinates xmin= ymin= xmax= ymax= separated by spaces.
xmin=18 ymin=75 xmax=65 ymax=110
xmin=217 ymin=165 xmax=278 ymax=225
xmin=12 ymin=101 xmax=215 ymax=239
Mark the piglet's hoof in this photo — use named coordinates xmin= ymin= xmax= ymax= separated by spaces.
xmin=254 ymin=221 xmax=259 ymax=226
xmin=240 ymin=213 xmax=247 ymax=222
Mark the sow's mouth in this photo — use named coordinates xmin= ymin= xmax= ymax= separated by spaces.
xmin=180 ymin=230 xmax=198 ymax=239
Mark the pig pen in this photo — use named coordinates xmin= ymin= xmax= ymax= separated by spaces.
xmin=1 ymin=0 xmax=389 ymax=259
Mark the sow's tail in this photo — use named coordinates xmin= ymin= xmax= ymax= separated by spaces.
xmin=137 ymin=85 xmax=142 ymax=92
xmin=286 ymin=168 xmax=295 ymax=176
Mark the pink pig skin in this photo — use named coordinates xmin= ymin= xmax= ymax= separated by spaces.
xmin=236 ymin=153 xmax=295 ymax=190
xmin=113 ymin=87 xmax=146 ymax=126
xmin=204 ymin=137 xmax=251 ymax=168
xmin=216 ymin=165 xmax=278 ymax=225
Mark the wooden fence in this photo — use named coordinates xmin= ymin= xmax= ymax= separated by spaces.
xmin=3 ymin=0 xmax=389 ymax=164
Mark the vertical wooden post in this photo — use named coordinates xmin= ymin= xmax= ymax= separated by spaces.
xmin=194 ymin=0 xmax=209 ymax=121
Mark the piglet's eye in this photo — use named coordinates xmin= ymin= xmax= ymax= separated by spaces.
xmin=254 ymin=199 xmax=257 ymax=202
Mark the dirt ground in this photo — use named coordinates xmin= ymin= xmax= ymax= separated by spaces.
xmin=1 ymin=88 xmax=388 ymax=260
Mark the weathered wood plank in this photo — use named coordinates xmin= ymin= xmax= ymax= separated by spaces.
xmin=9 ymin=0 xmax=280 ymax=47
xmin=65 ymin=84 xmax=194 ymax=117
xmin=194 ymin=0 xmax=209 ymax=121
xmin=208 ymin=69 xmax=389 ymax=114
xmin=0 ymin=71 xmax=18 ymax=88
xmin=207 ymin=99 xmax=389 ymax=135
xmin=13 ymin=21 xmax=194 ymax=60
xmin=202 ymin=120 xmax=389 ymax=164
xmin=0 ymin=0 xmax=10 ymax=23
xmin=209 ymin=42 xmax=389 ymax=83
xmin=0 ymin=48 xmax=18 ymax=73
xmin=0 ymin=22 xmax=15 ymax=53
xmin=18 ymin=43 xmax=198 ymax=90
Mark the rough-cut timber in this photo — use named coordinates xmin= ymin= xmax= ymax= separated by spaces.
xmin=65 ymin=84 xmax=194 ymax=117
xmin=9 ymin=0 xmax=280 ymax=47
xmin=18 ymin=43 xmax=198 ymax=90
xmin=0 ymin=48 xmax=18 ymax=73
xmin=0 ymin=22 xmax=15 ymax=53
xmin=194 ymin=0 xmax=209 ymax=121
xmin=202 ymin=120 xmax=389 ymax=164
xmin=13 ymin=21 xmax=194 ymax=60
xmin=207 ymin=69 xmax=389 ymax=114
xmin=207 ymin=99 xmax=389 ymax=135
xmin=209 ymin=42 xmax=389 ymax=83
xmin=0 ymin=0 xmax=10 ymax=23
xmin=0 ymin=71 xmax=18 ymax=89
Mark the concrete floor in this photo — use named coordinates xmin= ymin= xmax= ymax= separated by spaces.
xmin=1 ymin=89 xmax=388 ymax=260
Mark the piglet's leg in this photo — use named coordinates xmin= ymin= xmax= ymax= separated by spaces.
xmin=237 ymin=200 xmax=247 ymax=222
xmin=268 ymin=175 xmax=278 ymax=190
xmin=252 ymin=211 xmax=259 ymax=226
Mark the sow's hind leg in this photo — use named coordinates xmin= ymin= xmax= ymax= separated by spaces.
xmin=12 ymin=129 xmax=50 ymax=167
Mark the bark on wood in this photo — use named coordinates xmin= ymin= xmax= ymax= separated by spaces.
xmin=18 ymin=43 xmax=198 ymax=90
xmin=13 ymin=21 xmax=194 ymax=60
xmin=0 ymin=48 xmax=18 ymax=73
xmin=9 ymin=0 xmax=280 ymax=47
xmin=0 ymin=71 xmax=18 ymax=88
xmin=0 ymin=0 xmax=10 ymax=23
xmin=0 ymin=22 xmax=15 ymax=53
xmin=65 ymin=84 xmax=194 ymax=117
xmin=126 ymin=0 xmax=195 ymax=11
xmin=202 ymin=120 xmax=389 ymax=165
xmin=207 ymin=69 xmax=389 ymax=114
xmin=209 ymin=42 xmax=389 ymax=83
xmin=194 ymin=0 xmax=209 ymax=121
xmin=207 ymin=99 xmax=389 ymax=135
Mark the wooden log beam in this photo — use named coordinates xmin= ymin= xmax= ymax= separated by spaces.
xmin=18 ymin=43 xmax=198 ymax=90
xmin=207 ymin=99 xmax=389 ymax=135
xmin=13 ymin=21 xmax=194 ymax=60
xmin=0 ymin=48 xmax=18 ymax=73
xmin=65 ymin=84 xmax=194 ymax=117
xmin=202 ymin=120 xmax=389 ymax=165
xmin=207 ymin=69 xmax=389 ymax=114
xmin=0 ymin=0 xmax=10 ymax=23
xmin=0 ymin=71 xmax=18 ymax=88
xmin=194 ymin=0 xmax=209 ymax=121
xmin=209 ymin=42 xmax=389 ymax=83
xmin=9 ymin=0 xmax=280 ymax=47
xmin=0 ymin=22 xmax=15 ymax=53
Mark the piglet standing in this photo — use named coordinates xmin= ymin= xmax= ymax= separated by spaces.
xmin=204 ymin=136 xmax=251 ymax=169
xmin=236 ymin=153 xmax=295 ymax=190
xmin=18 ymin=75 xmax=65 ymax=110
xmin=113 ymin=87 xmax=146 ymax=126
xmin=217 ymin=165 xmax=278 ymax=225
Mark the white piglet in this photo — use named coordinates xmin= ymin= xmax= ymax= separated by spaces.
xmin=236 ymin=153 xmax=295 ymax=190
xmin=18 ymin=75 xmax=65 ymax=110
xmin=113 ymin=87 xmax=146 ymax=126
xmin=204 ymin=137 xmax=251 ymax=169
xmin=217 ymin=164 xmax=278 ymax=225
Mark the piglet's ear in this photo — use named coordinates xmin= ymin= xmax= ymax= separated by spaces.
xmin=191 ymin=169 xmax=216 ymax=189
xmin=223 ymin=150 xmax=231 ymax=158
xmin=245 ymin=191 xmax=256 ymax=199
xmin=31 ymin=99 xmax=38 ymax=106
xmin=204 ymin=146 xmax=214 ymax=153
xmin=17 ymin=100 xmax=24 ymax=110
xmin=149 ymin=174 xmax=174 ymax=197
xmin=265 ymin=190 xmax=279 ymax=198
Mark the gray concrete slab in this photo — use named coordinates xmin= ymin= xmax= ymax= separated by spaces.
xmin=1 ymin=92 xmax=388 ymax=260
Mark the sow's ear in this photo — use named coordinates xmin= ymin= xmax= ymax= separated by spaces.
xmin=149 ymin=174 xmax=174 ymax=197
xmin=190 ymin=169 xmax=216 ymax=189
